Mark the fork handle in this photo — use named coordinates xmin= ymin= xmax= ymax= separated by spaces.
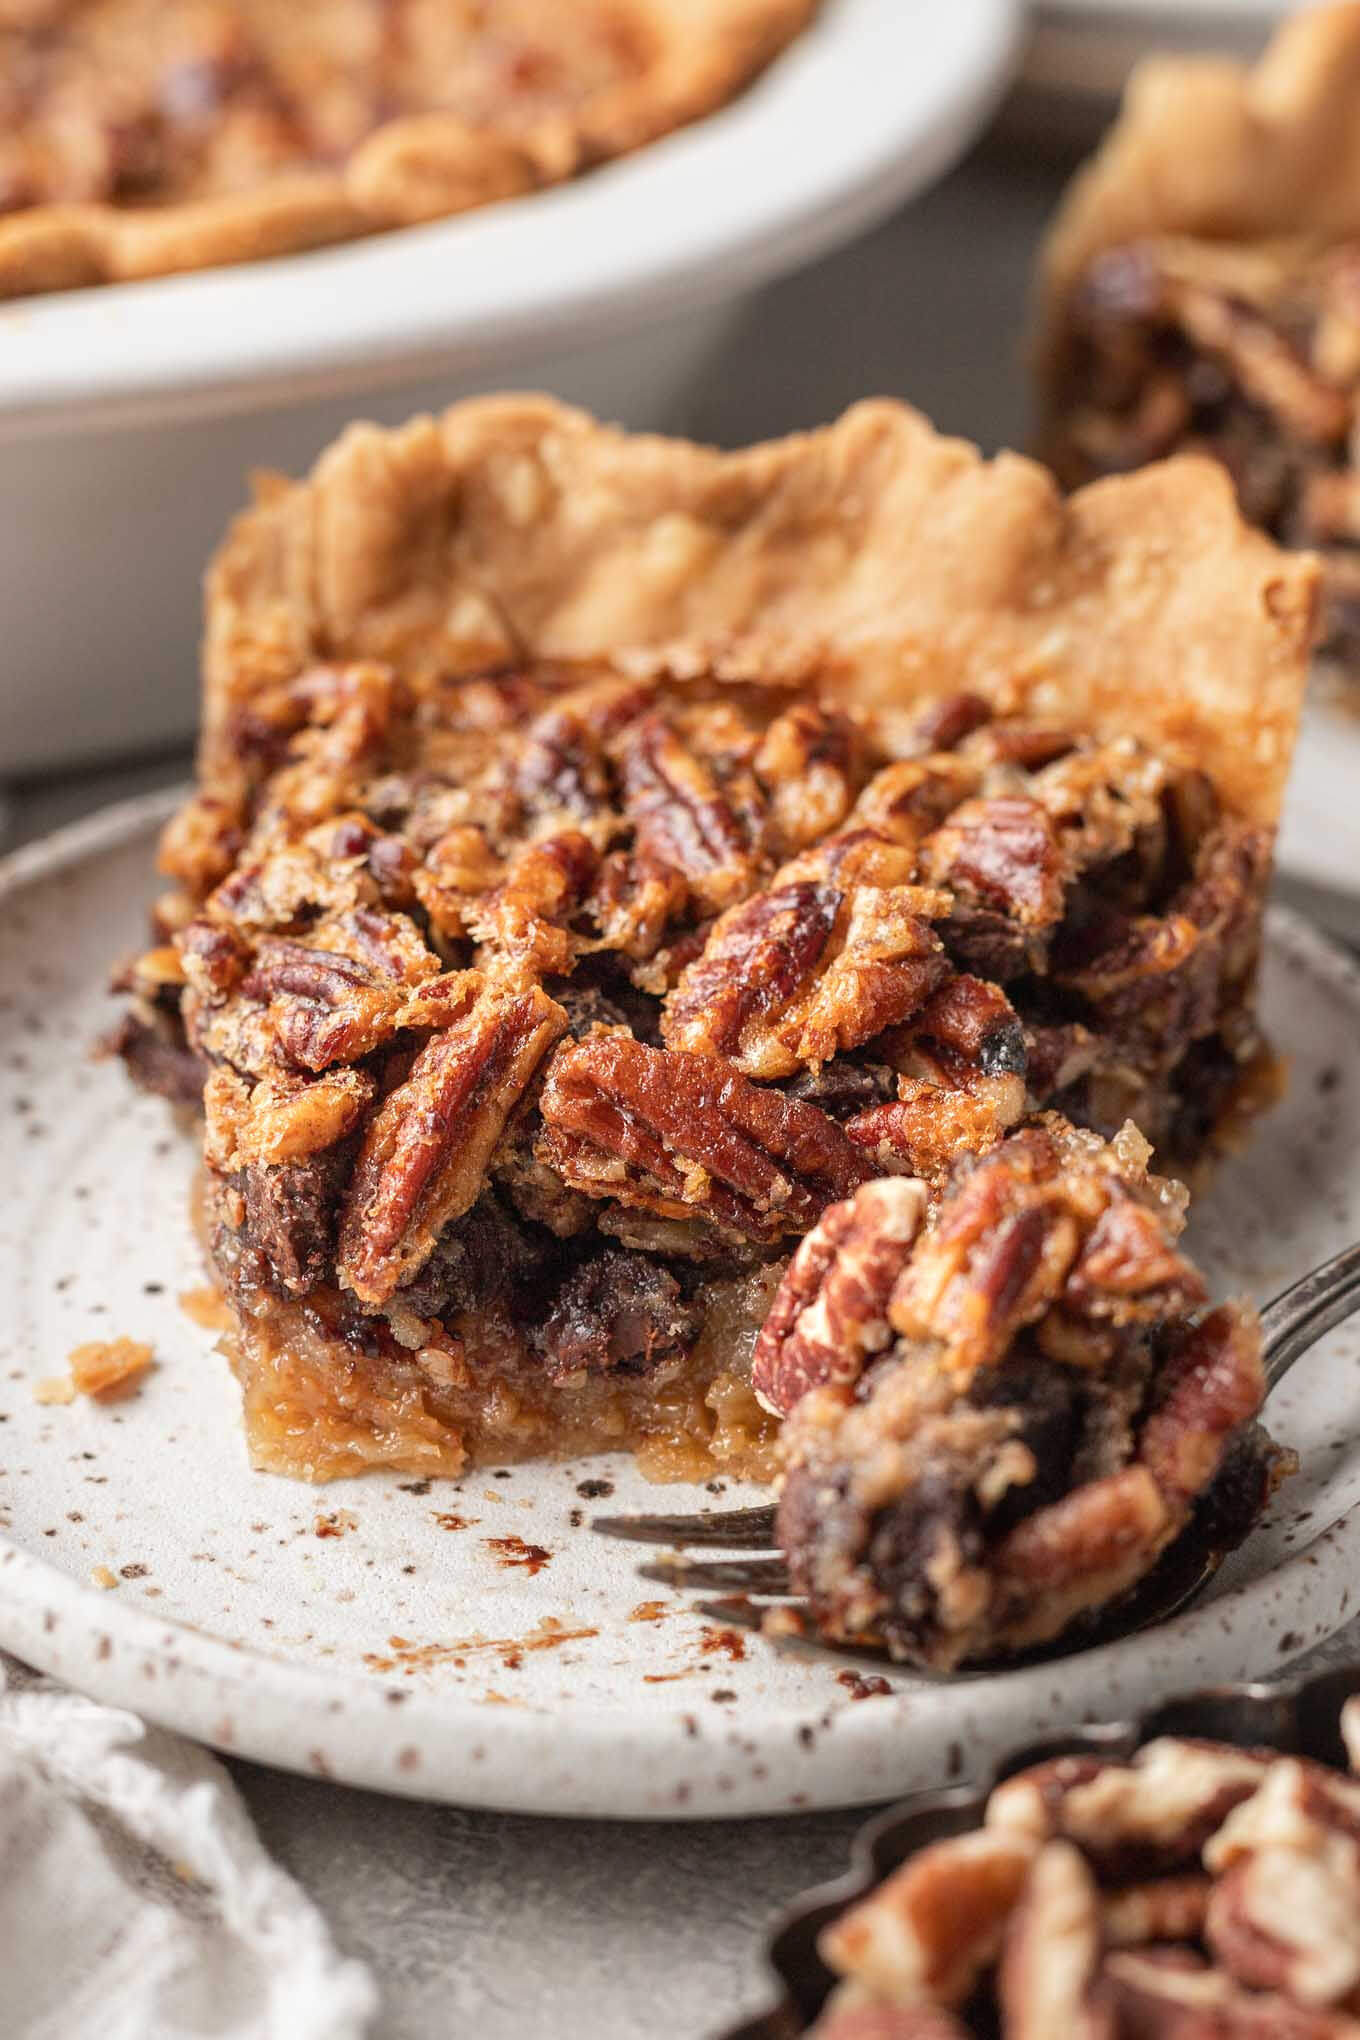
xmin=1261 ymin=1240 xmax=1360 ymax=1390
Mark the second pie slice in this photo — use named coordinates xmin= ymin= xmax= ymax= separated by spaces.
xmin=1037 ymin=1 xmax=1360 ymax=695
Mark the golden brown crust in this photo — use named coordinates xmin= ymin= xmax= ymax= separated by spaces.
xmin=0 ymin=0 xmax=817 ymax=299
xmin=1037 ymin=3 xmax=1360 ymax=398
xmin=200 ymin=394 xmax=1316 ymax=833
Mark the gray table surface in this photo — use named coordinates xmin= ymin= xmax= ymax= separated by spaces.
xmin=6 ymin=133 xmax=1359 ymax=2040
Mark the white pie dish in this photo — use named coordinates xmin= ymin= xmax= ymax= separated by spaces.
xmin=2 ymin=793 xmax=1359 ymax=1819
xmin=0 ymin=0 xmax=1019 ymax=776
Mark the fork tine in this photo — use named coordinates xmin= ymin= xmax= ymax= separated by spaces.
xmin=638 ymin=1554 xmax=793 ymax=1595
xmin=693 ymin=1596 xmax=767 ymax=1633
xmin=695 ymin=1597 xmax=902 ymax=1669
xmin=591 ymin=1503 xmax=778 ymax=1548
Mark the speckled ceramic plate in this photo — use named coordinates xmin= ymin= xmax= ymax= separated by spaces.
xmin=3 ymin=793 xmax=1360 ymax=1821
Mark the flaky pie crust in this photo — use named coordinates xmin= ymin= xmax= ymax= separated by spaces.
xmin=199 ymin=393 xmax=1317 ymax=834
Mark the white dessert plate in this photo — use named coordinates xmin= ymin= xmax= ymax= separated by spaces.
xmin=3 ymin=794 xmax=1360 ymax=1821
xmin=0 ymin=0 xmax=1020 ymax=435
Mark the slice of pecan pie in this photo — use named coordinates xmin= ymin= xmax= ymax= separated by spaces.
xmin=0 ymin=0 xmax=816 ymax=298
xmin=808 ymin=1713 xmax=1360 ymax=2035
xmin=113 ymin=399 xmax=1312 ymax=1572
xmin=1037 ymin=3 xmax=1360 ymax=691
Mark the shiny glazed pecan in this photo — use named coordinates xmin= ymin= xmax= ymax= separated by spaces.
xmin=664 ymin=879 xmax=951 ymax=1079
xmin=751 ymin=1177 xmax=929 ymax=1416
xmin=337 ymin=983 xmax=568 ymax=1303
xmin=535 ymin=1031 xmax=873 ymax=1240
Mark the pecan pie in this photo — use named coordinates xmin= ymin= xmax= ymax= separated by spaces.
xmin=1038 ymin=3 xmax=1360 ymax=691
xmin=808 ymin=1712 xmax=1360 ymax=2036
xmin=0 ymin=0 xmax=816 ymax=297
xmin=113 ymin=399 xmax=1312 ymax=1621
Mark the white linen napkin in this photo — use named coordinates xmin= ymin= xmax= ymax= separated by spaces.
xmin=0 ymin=1655 xmax=377 ymax=2040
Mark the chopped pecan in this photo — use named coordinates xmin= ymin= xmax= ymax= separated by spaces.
xmin=535 ymin=1033 xmax=873 ymax=1240
xmin=1064 ymin=1192 xmax=1207 ymax=1322
xmin=196 ymin=916 xmax=470 ymax=1077
xmin=887 ymin=1140 xmax=1085 ymax=1383
xmin=514 ymin=669 xmax=652 ymax=817
xmin=997 ymin=1840 xmax=1105 ymax=2040
xmin=412 ymin=825 xmax=504 ymax=940
xmin=923 ymin=797 xmax=1065 ymax=930
xmin=886 ymin=1125 xmax=1204 ymax=1382
xmin=751 ymin=1177 xmax=928 ymax=1417
xmin=231 ymin=936 xmax=422 ymax=1072
xmin=1206 ymin=1851 xmax=1360 ymax=2007
xmin=1100 ymin=1947 xmax=1360 ymax=2037
xmin=616 ymin=709 xmax=761 ymax=916
xmin=241 ymin=938 xmax=401 ymax=1068
xmin=206 ymin=836 xmax=373 ymax=931
xmin=820 ymin=1828 xmax=1037 ymax=2008
xmin=157 ymin=789 xmax=244 ymax=894
xmin=1004 ymin=1738 xmax=1273 ymax=1878
xmin=332 ymin=904 xmax=442 ymax=985
xmin=1201 ymin=1753 xmax=1360 ymax=2008
xmin=1171 ymin=280 xmax=1353 ymax=447
xmin=967 ymin=721 xmax=1078 ymax=774
xmin=465 ymin=829 xmax=598 ymax=981
xmin=1206 ymin=1754 xmax=1360 ymax=1870
xmin=251 ymin=663 xmax=403 ymax=826
xmin=1102 ymin=1874 xmax=1212 ymax=1948
xmin=337 ymin=984 xmax=568 ymax=1304
xmin=751 ymin=700 xmax=861 ymax=855
xmin=908 ymin=691 xmax=993 ymax=755
xmin=661 ymin=879 xmax=841 ymax=1065
xmin=583 ymin=844 xmax=690 ymax=969
xmin=1138 ymin=1306 xmax=1264 ymax=1511
xmin=809 ymin=1998 xmax=971 ymax=2040
xmin=177 ymin=916 xmax=249 ymax=1000
xmin=990 ymin=1464 xmax=1174 ymax=1636
xmin=849 ymin=758 xmax=982 ymax=848
xmin=846 ymin=1069 xmax=1027 ymax=1184
xmin=203 ymin=1064 xmax=375 ymax=1172
xmin=664 ymin=879 xmax=951 ymax=1078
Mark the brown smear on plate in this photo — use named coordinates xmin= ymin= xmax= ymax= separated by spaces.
xmin=484 ymin=1534 xmax=551 ymax=1575
xmin=364 ymin=1616 xmax=598 ymax=1676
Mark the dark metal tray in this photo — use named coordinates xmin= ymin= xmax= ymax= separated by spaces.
xmin=721 ymin=1661 xmax=1360 ymax=2039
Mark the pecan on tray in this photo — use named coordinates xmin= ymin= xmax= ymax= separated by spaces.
xmin=812 ymin=1722 xmax=1360 ymax=2038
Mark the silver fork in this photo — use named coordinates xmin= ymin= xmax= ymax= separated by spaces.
xmin=591 ymin=1240 xmax=1360 ymax=1670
